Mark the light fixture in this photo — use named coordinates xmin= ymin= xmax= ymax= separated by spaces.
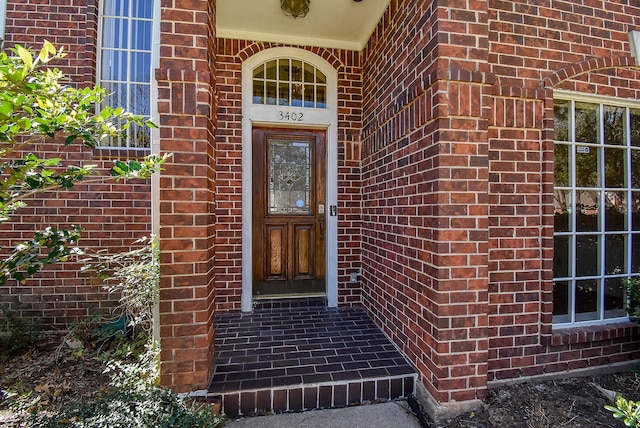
xmin=281 ymin=0 xmax=310 ymax=18
xmin=629 ymin=31 xmax=640 ymax=66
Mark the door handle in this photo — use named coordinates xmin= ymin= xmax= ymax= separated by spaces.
xmin=318 ymin=215 xmax=325 ymax=240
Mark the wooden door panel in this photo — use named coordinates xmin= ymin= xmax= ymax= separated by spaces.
xmin=293 ymin=223 xmax=314 ymax=279
xmin=265 ymin=224 xmax=286 ymax=279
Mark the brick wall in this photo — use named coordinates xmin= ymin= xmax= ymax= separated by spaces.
xmin=156 ymin=0 xmax=217 ymax=392
xmin=360 ymin=0 xmax=491 ymax=403
xmin=0 ymin=0 xmax=152 ymax=329
xmin=213 ymin=40 xmax=363 ymax=311
xmin=487 ymin=0 xmax=640 ymax=382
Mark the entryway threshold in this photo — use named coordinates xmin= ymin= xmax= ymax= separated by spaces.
xmin=207 ymin=300 xmax=417 ymax=416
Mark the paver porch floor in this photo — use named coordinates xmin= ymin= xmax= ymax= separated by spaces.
xmin=207 ymin=298 xmax=417 ymax=416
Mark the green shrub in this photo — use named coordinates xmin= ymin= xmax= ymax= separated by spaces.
xmin=27 ymin=387 xmax=225 ymax=428
xmin=605 ymin=395 xmax=640 ymax=428
xmin=622 ymin=277 xmax=640 ymax=322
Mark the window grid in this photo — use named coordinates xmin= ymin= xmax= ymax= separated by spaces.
xmin=97 ymin=1 xmax=155 ymax=148
xmin=252 ymin=58 xmax=327 ymax=109
xmin=553 ymin=96 xmax=640 ymax=327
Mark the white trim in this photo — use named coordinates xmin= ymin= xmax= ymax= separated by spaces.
xmin=150 ymin=0 xmax=161 ymax=343
xmin=241 ymin=47 xmax=339 ymax=311
xmin=218 ymin=29 xmax=363 ymax=51
xmin=629 ymin=31 xmax=640 ymax=66
xmin=554 ymin=89 xmax=640 ymax=108
xmin=0 ymin=0 xmax=6 ymax=47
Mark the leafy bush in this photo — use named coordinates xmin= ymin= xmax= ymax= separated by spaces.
xmin=27 ymin=387 xmax=225 ymax=428
xmin=605 ymin=395 xmax=640 ymax=428
xmin=622 ymin=277 xmax=640 ymax=322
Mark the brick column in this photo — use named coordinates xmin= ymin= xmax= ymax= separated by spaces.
xmin=157 ymin=0 xmax=217 ymax=392
xmin=419 ymin=0 xmax=491 ymax=407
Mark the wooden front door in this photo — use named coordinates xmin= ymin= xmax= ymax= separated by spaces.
xmin=252 ymin=128 xmax=326 ymax=298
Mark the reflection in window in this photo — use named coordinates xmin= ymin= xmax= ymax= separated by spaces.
xmin=268 ymin=139 xmax=312 ymax=214
xmin=553 ymin=97 xmax=640 ymax=325
xmin=98 ymin=0 xmax=155 ymax=148
xmin=253 ymin=58 xmax=327 ymax=109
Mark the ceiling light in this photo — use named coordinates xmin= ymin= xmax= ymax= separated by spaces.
xmin=281 ymin=0 xmax=310 ymax=18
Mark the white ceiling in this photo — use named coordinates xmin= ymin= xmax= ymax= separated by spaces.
xmin=217 ymin=0 xmax=391 ymax=51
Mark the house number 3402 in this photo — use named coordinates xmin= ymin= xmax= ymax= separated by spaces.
xmin=278 ymin=111 xmax=304 ymax=122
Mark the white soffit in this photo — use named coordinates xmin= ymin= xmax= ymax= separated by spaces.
xmin=217 ymin=0 xmax=391 ymax=51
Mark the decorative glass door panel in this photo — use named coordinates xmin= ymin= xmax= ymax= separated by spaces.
xmin=268 ymin=140 xmax=312 ymax=215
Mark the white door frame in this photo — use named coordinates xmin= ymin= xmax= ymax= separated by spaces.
xmin=240 ymin=47 xmax=338 ymax=311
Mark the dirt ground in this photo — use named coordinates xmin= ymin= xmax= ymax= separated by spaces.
xmin=0 ymin=334 xmax=639 ymax=427
xmin=438 ymin=370 xmax=640 ymax=428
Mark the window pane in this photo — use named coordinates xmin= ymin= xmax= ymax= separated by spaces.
xmin=133 ymin=0 xmax=153 ymax=19
xmin=278 ymin=59 xmax=290 ymax=81
xmin=104 ymin=0 xmax=131 ymax=17
xmin=575 ymin=145 xmax=599 ymax=187
xmin=604 ymin=105 xmax=625 ymax=146
xmin=634 ymin=192 xmax=640 ymax=231
xmin=554 ymin=190 xmax=571 ymax=232
xmin=292 ymin=83 xmax=303 ymax=107
xmin=576 ymin=234 xmax=599 ymax=277
xmin=605 ymin=234 xmax=626 ymax=275
xmin=575 ymin=279 xmax=599 ymax=321
xmin=102 ymin=18 xmax=129 ymax=49
xmin=317 ymin=85 xmax=327 ymax=109
xmin=303 ymin=63 xmax=314 ymax=83
xmin=291 ymin=60 xmax=303 ymax=81
xmin=605 ymin=191 xmax=627 ymax=231
xmin=101 ymin=50 xmax=128 ymax=81
xmin=552 ymin=281 xmax=571 ymax=323
xmin=604 ymin=277 xmax=626 ymax=318
xmin=131 ymin=52 xmax=151 ymax=83
xmin=554 ymin=235 xmax=571 ymax=278
xmin=265 ymin=60 xmax=277 ymax=80
xmin=129 ymin=122 xmax=150 ymax=148
xmin=576 ymin=190 xmax=600 ymax=232
xmin=316 ymin=69 xmax=326 ymax=84
xmin=631 ymin=108 xmax=640 ymax=148
xmin=265 ymin=81 xmax=277 ymax=105
xmin=554 ymin=99 xmax=570 ymax=142
xmin=633 ymin=233 xmax=640 ymax=273
xmin=278 ymin=82 xmax=290 ymax=106
xmin=253 ymin=79 xmax=264 ymax=104
xmin=632 ymin=149 xmax=640 ymax=189
xmin=253 ymin=64 xmax=264 ymax=79
xmin=102 ymin=82 xmax=128 ymax=109
xmin=129 ymin=84 xmax=150 ymax=116
xmin=131 ymin=20 xmax=152 ymax=51
xmin=604 ymin=148 xmax=625 ymax=188
xmin=304 ymin=84 xmax=314 ymax=107
xmin=575 ymin=102 xmax=599 ymax=144
xmin=554 ymin=144 xmax=570 ymax=186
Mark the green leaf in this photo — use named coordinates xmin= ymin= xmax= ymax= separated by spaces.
xmin=16 ymin=45 xmax=33 ymax=71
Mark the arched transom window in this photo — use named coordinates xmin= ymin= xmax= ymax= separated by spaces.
xmin=252 ymin=58 xmax=327 ymax=109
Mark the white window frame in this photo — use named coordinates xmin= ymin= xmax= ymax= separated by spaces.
xmin=553 ymin=90 xmax=640 ymax=327
xmin=97 ymin=0 xmax=158 ymax=149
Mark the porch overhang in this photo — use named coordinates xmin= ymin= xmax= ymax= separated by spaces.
xmin=217 ymin=0 xmax=391 ymax=50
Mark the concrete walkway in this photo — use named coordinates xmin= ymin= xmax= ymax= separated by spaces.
xmin=225 ymin=400 xmax=423 ymax=428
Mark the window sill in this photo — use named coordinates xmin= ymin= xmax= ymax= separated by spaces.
xmin=92 ymin=147 xmax=150 ymax=160
xmin=551 ymin=322 xmax=640 ymax=346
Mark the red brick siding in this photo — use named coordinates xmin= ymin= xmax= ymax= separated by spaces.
xmin=361 ymin=0 xmax=491 ymax=403
xmin=213 ymin=40 xmax=363 ymax=311
xmin=487 ymin=0 xmax=640 ymax=383
xmin=0 ymin=0 xmax=151 ymax=329
xmin=156 ymin=0 xmax=216 ymax=392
